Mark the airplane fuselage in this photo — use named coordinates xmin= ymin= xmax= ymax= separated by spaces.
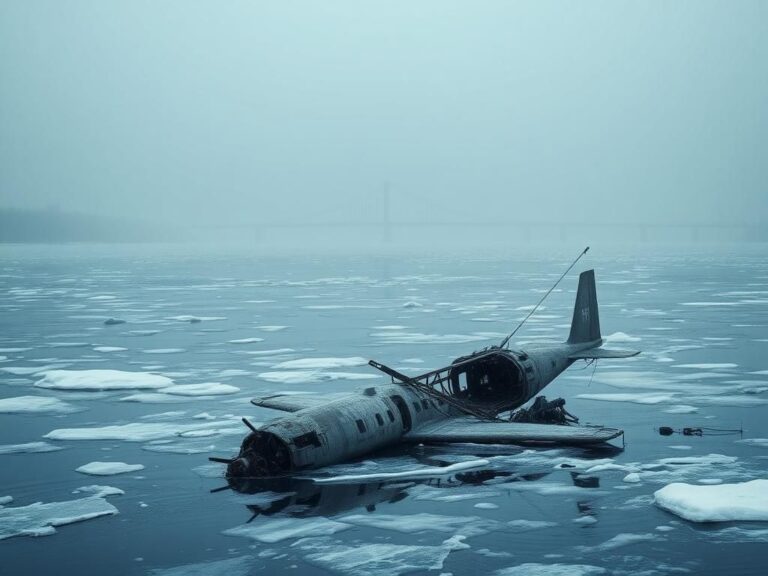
xmin=224 ymin=339 xmax=604 ymax=478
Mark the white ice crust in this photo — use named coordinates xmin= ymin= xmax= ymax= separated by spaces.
xmin=654 ymin=479 xmax=768 ymax=522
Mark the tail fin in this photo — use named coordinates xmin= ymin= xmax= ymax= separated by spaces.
xmin=567 ymin=270 xmax=601 ymax=345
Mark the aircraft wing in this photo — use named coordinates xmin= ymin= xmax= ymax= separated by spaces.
xmin=568 ymin=348 xmax=640 ymax=360
xmin=405 ymin=417 xmax=622 ymax=445
xmin=250 ymin=394 xmax=331 ymax=413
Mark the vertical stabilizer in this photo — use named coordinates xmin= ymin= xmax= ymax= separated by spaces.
xmin=567 ymin=270 xmax=601 ymax=345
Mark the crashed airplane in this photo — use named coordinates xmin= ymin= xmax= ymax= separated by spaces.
xmin=212 ymin=263 xmax=639 ymax=479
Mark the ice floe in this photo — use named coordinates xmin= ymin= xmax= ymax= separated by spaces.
xmin=228 ymin=337 xmax=265 ymax=344
xmin=0 ymin=441 xmax=64 ymax=454
xmin=255 ymin=325 xmax=287 ymax=332
xmin=223 ymin=516 xmax=350 ymax=543
xmin=273 ymin=357 xmax=368 ymax=369
xmin=0 ymin=495 xmax=118 ymax=540
xmin=45 ymin=418 xmax=241 ymax=442
xmin=147 ymin=555 xmax=253 ymax=576
xmin=338 ymin=513 xmax=499 ymax=537
xmin=35 ymin=369 xmax=173 ymax=391
xmin=158 ymin=383 xmax=239 ymax=396
xmin=575 ymin=532 xmax=660 ymax=553
xmin=654 ymin=479 xmax=768 ymax=522
xmin=496 ymin=564 xmax=606 ymax=576
xmin=738 ymin=438 xmax=768 ymax=448
xmin=143 ymin=348 xmax=185 ymax=354
xmin=258 ymin=371 xmax=378 ymax=384
xmin=0 ymin=496 xmax=13 ymax=506
xmin=93 ymin=346 xmax=128 ymax=352
xmin=73 ymin=485 xmax=125 ymax=497
xmin=296 ymin=537 xmax=458 ymax=576
xmin=576 ymin=392 xmax=676 ymax=405
xmin=370 ymin=331 xmax=491 ymax=345
xmin=674 ymin=363 xmax=738 ymax=369
xmin=0 ymin=395 xmax=81 ymax=414
xmin=663 ymin=405 xmax=698 ymax=414
xmin=506 ymin=519 xmax=557 ymax=531
xmin=311 ymin=459 xmax=489 ymax=484
xmin=76 ymin=461 xmax=145 ymax=475
xmin=603 ymin=331 xmax=641 ymax=343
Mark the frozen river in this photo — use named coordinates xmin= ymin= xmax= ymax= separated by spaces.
xmin=1 ymin=243 xmax=767 ymax=575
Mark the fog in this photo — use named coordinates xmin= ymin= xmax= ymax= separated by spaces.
xmin=1 ymin=1 xmax=766 ymax=249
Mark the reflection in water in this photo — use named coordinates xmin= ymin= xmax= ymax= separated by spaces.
xmin=219 ymin=443 xmax=624 ymax=523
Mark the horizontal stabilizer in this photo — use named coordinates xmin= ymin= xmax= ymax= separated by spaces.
xmin=405 ymin=417 xmax=622 ymax=445
xmin=568 ymin=348 xmax=640 ymax=360
xmin=251 ymin=394 xmax=331 ymax=413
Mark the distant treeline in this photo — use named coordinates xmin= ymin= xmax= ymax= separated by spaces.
xmin=0 ymin=208 xmax=169 ymax=243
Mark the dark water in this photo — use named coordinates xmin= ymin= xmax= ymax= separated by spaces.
xmin=1 ymin=243 xmax=767 ymax=576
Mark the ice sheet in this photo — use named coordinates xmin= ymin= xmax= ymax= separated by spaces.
xmin=35 ymin=369 xmax=173 ymax=391
xmin=0 ymin=395 xmax=81 ymax=414
xmin=654 ymin=479 xmax=768 ymax=522
xmin=76 ymin=461 xmax=145 ymax=475
xmin=0 ymin=495 xmax=118 ymax=540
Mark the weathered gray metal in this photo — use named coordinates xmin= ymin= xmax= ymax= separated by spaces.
xmin=214 ymin=268 xmax=639 ymax=478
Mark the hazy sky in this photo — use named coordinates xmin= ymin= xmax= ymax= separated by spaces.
xmin=1 ymin=1 xmax=766 ymax=230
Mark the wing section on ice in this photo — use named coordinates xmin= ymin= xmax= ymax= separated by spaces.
xmin=405 ymin=417 xmax=622 ymax=445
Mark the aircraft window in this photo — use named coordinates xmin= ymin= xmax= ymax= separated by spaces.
xmin=421 ymin=399 xmax=429 ymax=410
xmin=293 ymin=431 xmax=321 ymax=448
xmin=356 ymin=419 xmax=367 ymax=433
xmin=386 ymin=410 xmax=395 ymax=422
xmin=375 ymin=413 xmax=384 ymax=426
xmin=413 ymin=401 xmax=421 ymax=413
